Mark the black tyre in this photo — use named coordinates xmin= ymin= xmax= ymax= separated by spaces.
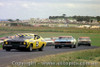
xmin=6 ymin=49 xmax=11 ymax=51
xmin=88 ymin=44 xmax=91 ymax=46
xmin=70 ymin=45 xmax=73 ymax=48
xmin=78 ymin=44 xmax=80 ymax=46
xmin=55 ymin=45 xmax=58 ymax=49
xmin=73 ymin=45 xmax=77 ymax=48
xmin=38 ymin=45 xmax=44 ymax=51
xmin=59 ymin=46 xmax=62 ymax=48
xmin=28 ymin=44 xmax=33 ymax=52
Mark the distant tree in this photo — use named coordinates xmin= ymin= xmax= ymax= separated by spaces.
xmin=85 ymin=16 xmax=90 ymax=22
xmin=73 ymin=15 xmax=77 ymax=19
xmin=8 ymin=19 xmax=14 ymax=22
xmin=16 ymin=19 xmax=20 ymax=22
xmin=62 ymin=14 xmax=66 ymax=17
xmin=76 ymin=16 xmax=83 ymax=22
xmin=74 ymin=16 xmax=90 ymax=22
xmin=96 ymin=16 xmax=100 ymax=22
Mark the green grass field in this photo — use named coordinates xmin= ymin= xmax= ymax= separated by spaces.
xmin=0 ymin=26 xmax=100 ymax=33
xmin=0 ymin=44 xmax=2 ymax=48
xmin=0 ymin=26 xmax=100 ymax=46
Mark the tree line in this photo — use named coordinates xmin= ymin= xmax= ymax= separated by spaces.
xmin=49 ymin=15 xmax=100 ymax=22
xmin=72 ymin=16 xmax=100 ymax=22
xmin=8 ymin=19 xmax=20 ymax=22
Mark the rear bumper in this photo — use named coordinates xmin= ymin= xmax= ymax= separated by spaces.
xmin=3 ymin=44 xmax=27 ymax=49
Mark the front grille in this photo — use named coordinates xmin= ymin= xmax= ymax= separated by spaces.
xmin=66 ymin=42 xmax=71 ymax=43
xmin=11 ymin=42 xmax=21 ymax=45
xmin=55 ymin=42 xmax=71 ymax=43
xmin=8 ymin=41 xmax=24 ymax=45
xmin=80 ymin=41 xmax=89 ymax=43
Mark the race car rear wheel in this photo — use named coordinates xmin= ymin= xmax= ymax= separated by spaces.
xmin=38 ymin=44 xmax=44 ymax=51
xmin=88 ymin=44 xmax=91 ymax=46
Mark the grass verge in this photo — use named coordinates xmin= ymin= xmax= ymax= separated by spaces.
xmin=11 ymin=48 xmax=100 ymax=67
xmin=0 ymin=43 xmax=2 ymax=49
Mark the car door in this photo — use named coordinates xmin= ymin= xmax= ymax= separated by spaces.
xmin=34 ymin=35 xmax=41 ymax=48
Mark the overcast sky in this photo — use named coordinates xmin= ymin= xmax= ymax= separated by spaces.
xmin=0 ymin=0 xmax=100 ymax=19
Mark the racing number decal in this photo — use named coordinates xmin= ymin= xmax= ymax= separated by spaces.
xmin=36 ymin=41 xmax=39 ymax=47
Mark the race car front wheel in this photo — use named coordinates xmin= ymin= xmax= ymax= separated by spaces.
xmin=55 ymin=45 xmax=58 ymax=49
xmin=73 ymin=45 xmax=77 ymax=48
xmin=28 ymin=44 xmax=33 ymax=52
xmin=6 ymin=49 xmax=11 ymax=51
xmin=59 ymin=46 xmax=62 ymax=48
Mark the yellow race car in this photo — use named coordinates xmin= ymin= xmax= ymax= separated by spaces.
xmin=3 ymin=33 xmax=46 ymax=51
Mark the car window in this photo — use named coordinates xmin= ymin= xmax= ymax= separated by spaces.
xmin=34 ymin=35 xmax=40 ymax=39
xmin=37 ymin=35 xmax=40 ymax=39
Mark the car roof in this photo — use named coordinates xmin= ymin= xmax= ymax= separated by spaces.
xmin=79 ymin=37 xmax=90 ymax=38
xmin=59 ymin=36 xmax=73 ymax=38
xmin=16 ymin=33 xmax=35 ymax=36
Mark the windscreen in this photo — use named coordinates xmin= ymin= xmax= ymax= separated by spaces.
xmin=79 ymin=38 xmax=90 ymax=41
xmin=14 ymin=35 xmax=34 ymax=39
xmin=59 ymin=37 xmax=73 ymax=40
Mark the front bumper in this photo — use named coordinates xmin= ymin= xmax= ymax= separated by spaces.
xmin=3 ymin=44 xmax=27 ymax=49
xmin=78 ymin=42 xmax=91 ymax=45
xmin=55 ymin=43 xmax=74 ymax=47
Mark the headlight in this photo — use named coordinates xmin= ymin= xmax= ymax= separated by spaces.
xmin=23 ymin=42 xmax=26 ymax=45
xmin=5 ymin=41 xmax=8 ymax=45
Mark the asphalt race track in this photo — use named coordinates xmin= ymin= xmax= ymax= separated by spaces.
xmin=0 ymin=46 xmax=99 ymax=67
